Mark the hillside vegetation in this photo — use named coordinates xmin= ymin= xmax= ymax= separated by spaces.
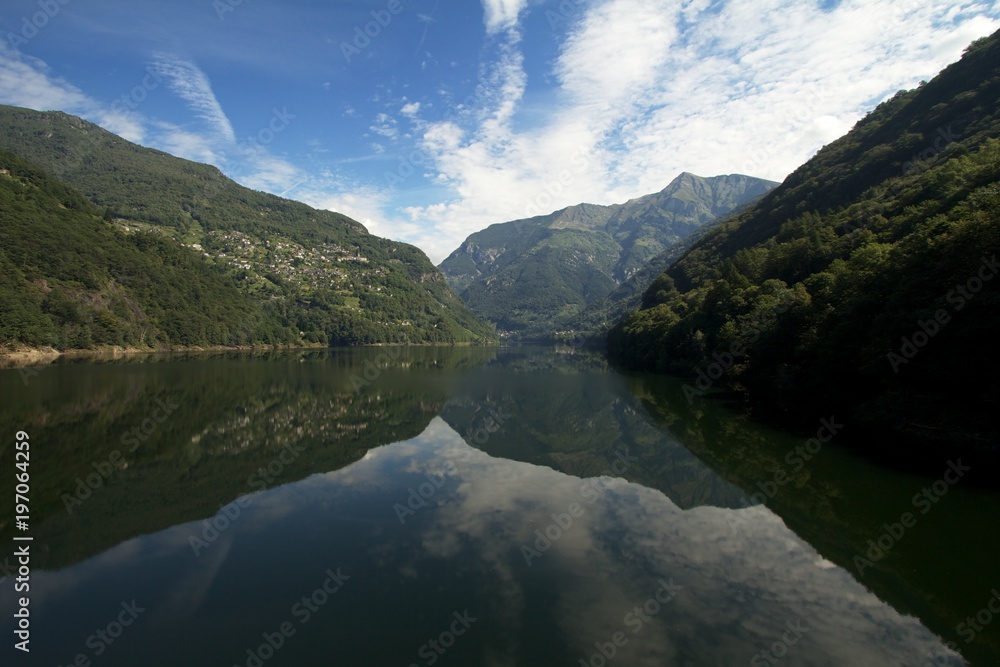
xmin=0 ymin=106 xmax=496 ymax=348
xmin=0 ymin=148 xmax=293 ymax=349
xmin=609 ymin=33 xmax=1000 ymax=451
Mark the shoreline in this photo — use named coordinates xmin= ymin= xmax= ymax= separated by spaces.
xmin=0 ymin=343 xmax=327 ymax=368
xmin=0 ymin=340 xmax=500 ymax=368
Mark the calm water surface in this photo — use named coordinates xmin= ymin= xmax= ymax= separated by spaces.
xmin=1 ymin=346 xmax=998 ymax=666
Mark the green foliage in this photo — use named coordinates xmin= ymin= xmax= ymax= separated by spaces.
xmin=609 ymin=31 xmax=1000 ymax=448
xmin=0 ymin=149 xmax=293 ymax=349
xmin=0 ymin=107 xmax=497 ymax=348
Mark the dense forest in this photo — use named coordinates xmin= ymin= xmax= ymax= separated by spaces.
xmin=609 ymin=33 xmax=1000 ymax=452
xmin=0 ymin=108 xmax=496 ymax=349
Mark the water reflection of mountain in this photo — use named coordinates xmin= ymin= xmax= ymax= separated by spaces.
xmin=628 ymin=372 xmax=1000 ymax=667
xmin=439 ymin=347 xmax=750 ymax=510
xmin=4 ymin=416 xmax=963 ymax=667
xmin=1 ymin=348 xmax=496 ymax=569
xmin=4 ymin=346 xmax=997 ymax=665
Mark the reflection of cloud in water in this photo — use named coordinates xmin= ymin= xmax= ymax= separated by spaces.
xmin=382 ymin=418 xmax=961 ymax=666
xmin=8 ymin=418 xmax=964 ymax=666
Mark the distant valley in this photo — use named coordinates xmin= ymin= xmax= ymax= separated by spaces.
xmin=439 ymin=172 xmax=777 ymax=338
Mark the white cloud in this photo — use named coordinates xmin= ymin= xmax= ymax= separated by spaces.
xmin=391 ymin=0 xmax=1000 ymax=263
xmin=299 ymin=182 xmax=422 ymax=241
xmin=149 ymin=121 xmax=225 ymax=165
xmin=481 ymin=0 xmax=528 ymax=33
xmin=149 ymin=54 xmax=236 ymax=145
xmin=423 ymin=121 xmax=465 ymax=152
xmin=555 ymin=0 xmax=678 ymax=110
xmin=369 ymin=112 xmax=399 ymax=140
xmin=0 ymin=43 xmax=144 ymax=138
xmin=0 ymin=44 xmax=311 ymax=217
xmin=2 ymin=2 xmax=998 ymax=271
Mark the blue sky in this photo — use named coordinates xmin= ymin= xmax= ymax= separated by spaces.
xmin=1 ymin=0 xmax=998 ymax=262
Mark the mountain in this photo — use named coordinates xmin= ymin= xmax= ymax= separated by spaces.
xmin=0 ymin=106 xmax=496 ymax=350
xmin=0 ymin=147 xmax=286 ymax=350
xmin=439 ymin=173 xmax=777 ymax=337
xmin=561 ymin=219 xmax=721 ymax=339
xmin=609 ymin=32 xmax=1000 ymax=453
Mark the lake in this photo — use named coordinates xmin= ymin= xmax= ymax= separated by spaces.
xmin=1 ymin=346 xmax=998 ymax=666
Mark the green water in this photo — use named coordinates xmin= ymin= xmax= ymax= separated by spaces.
xmin=0 ymin=346 xmax=997 ymax=666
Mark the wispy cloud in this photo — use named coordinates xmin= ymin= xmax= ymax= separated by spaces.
xmin=369 ymin=112 xmax=399 ymax=140
xmin=481 ymin=0 xmax=528 ymax=34
xmin=0 ymin=42 xmax=145 ymax=142
xmin=1 ymin=1 xmax=998 ymax=270
xmin=388 ymin=0 xmax=1000 ymax=263
xmin=149 ymin=53 xmax=236 ymax=145
xmin=0 ymin=43 xmax=307 ymax=217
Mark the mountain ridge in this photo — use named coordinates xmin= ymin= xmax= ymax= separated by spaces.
xmin=439 ymin=172 xmax=778 ymax=337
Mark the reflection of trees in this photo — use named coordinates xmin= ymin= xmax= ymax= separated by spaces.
xmin=3 ymin=347 xmax=491 ymax=569
xmin=629 ymin=372 xmax=1000 ymax=666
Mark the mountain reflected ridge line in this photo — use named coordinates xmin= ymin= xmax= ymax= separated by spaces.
xmin=1 ymin=347 xmax=994 ymax=665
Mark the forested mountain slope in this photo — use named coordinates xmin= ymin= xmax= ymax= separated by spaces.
xmin=609 ymin=33 xmax=1000 ymax=451
xmin=0 ymin=148 xmax=288 ymax=349
xmin=0 ymin=106 xmax=495 ymax=348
